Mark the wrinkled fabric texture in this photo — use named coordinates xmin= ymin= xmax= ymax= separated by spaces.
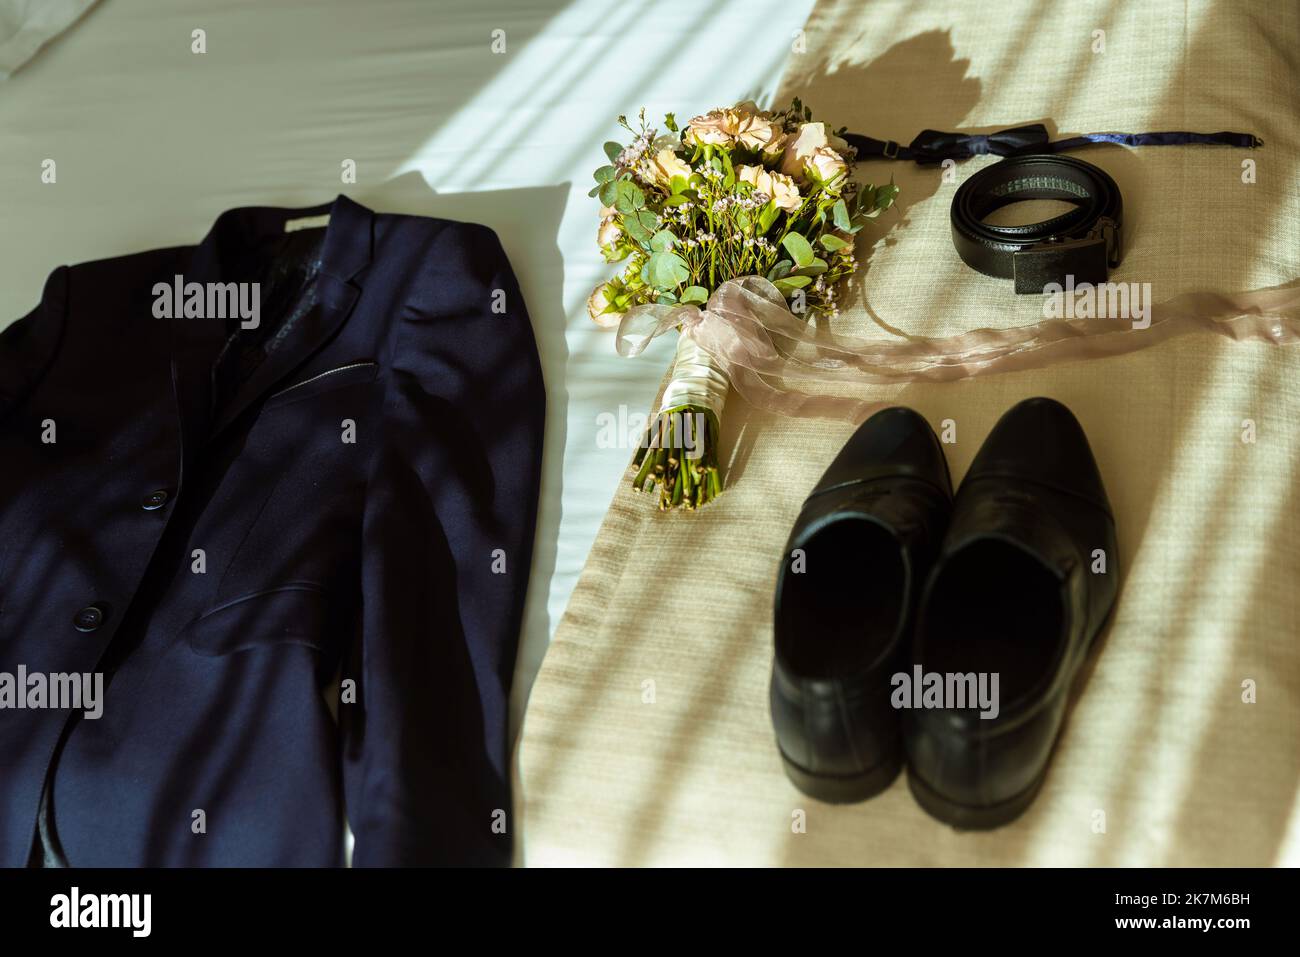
xmin=0 ymin=194 xmax=545 ymax=866
xmin=0 ymin=0 xmax=97 ymax=79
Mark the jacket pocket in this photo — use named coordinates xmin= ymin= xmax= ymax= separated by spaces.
xmin=262 ymin=360 xmax=379 ymax=411
xmin=186 ymin=583 xmax=329 ymax=657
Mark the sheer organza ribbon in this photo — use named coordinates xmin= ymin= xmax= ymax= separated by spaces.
xmin=615 ymin=276 xmax=1300 ymax=423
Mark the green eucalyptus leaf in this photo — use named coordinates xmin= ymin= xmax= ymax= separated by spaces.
xmin=679 ymin=285 xmax=708 ymax=305
xmin=603 ymin=141 xmax=623 ymax=163
xmin=624 ymin=216 xmax=651 ymax=244
xmin=650 ymin=230 xmax=676 ymax=252
xmin=781 ymin=233 xmax=815 ymax=268
xmin=614 ymin=180 xmax=641 ymax=214
xmin=664 ymin=194 xmax=691 ymax=207
xmin=637 ymin=209 xmax=657 ymax=229
xmin=758 ymin=204 xmax=780 ymax=233
xmin=588 ymin=184 xmax=603 ymax=198
xmin=832 ymin=198 xmax=851 ymax=231
xmin=766 ymin=259 xmax=793 ymax=281
xmin=594 ymin=165 xmax=617 ymax=184
xmin=646 ymin=250 xmax=689 ymax=289
xmin=819 ymin=233 xmax=850 ymax=251
xmin=773 ymin=276 xmax=812 ymax=296
xmin=792 ymin=257 xmax=828 ymax=277
xmin=599 ymin=180 xmax=618 ymax=207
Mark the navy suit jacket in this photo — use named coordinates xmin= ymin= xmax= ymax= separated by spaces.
xmin=0 ymin=195 xmax=545 ymax=866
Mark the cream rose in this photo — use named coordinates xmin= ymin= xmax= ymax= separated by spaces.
xmin=684 ymin=108 xmax=733 ymax=146
xmin=780 ymin=122 xmax=850 ymax=181
xmin=737 ymin=118 xmax=785 ymax=154
xmin=597 ymin=215 xmax=621 ymax=248
xmin=736 ymin=164 xmax=802 ymax=212
xmin=805 ymin=145 xmax=847 ymax=185
xmin=685 ymin=100 xmax=782 ymax=150
xmin=732 ymin=106 xmax=786 ymax=154
xmin=646 ymin=147 xmax=692 ymax=187
xmin=587 ymin=281 xmax=620 ymax=327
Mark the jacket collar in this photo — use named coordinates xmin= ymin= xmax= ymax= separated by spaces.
xmin=186 ymin=193 xmax=373 ymax=288
xmin=172 ymin=194 xmax=374 ymax=458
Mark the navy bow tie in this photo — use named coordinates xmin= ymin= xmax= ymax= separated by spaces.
xmin=843 ymin=123 xmax=1260 ymax=165
xmin=909 ymin=124 xmax=1050 ymax=162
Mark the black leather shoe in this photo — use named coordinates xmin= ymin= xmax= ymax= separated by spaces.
xmin=905 ymin=397 xmax=1118 ymax=828
xmin=771 ymin=407 xmax=952 ymax=803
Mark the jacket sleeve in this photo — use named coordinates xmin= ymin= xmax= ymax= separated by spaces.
xmin=343 ymin=222 xmax=546 ymax=866
xmin=0 ymin=267 xmax=67 ymax=420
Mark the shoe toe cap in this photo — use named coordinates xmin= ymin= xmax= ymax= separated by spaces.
xmin=810 ymin=406 xmax=951 ymax=497
xmin=966 ymin=397 xmax=1109 ymax=507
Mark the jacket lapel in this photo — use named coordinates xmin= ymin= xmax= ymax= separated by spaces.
xmin=205 ymin=274 xmax=360 ymax=441
xmin=177 ymin=195 xmax=374 ymax=447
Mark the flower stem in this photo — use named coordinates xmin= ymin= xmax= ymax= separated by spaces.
xmin=630 ymin=403 xmax=725 ymax=511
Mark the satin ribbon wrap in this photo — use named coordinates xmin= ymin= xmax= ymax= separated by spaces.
xmin=656 ymin=334 xmax=729 ymax=418
xmin=616 ymin=276 xmax=1300 ymax=425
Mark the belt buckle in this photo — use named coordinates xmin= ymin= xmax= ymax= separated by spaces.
xmin=1012 ymin=217 xmax=1121 ymax=294
xmin=1096 ymin=216 xmax=1122 ymax=268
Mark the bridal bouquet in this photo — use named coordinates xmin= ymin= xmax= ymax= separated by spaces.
xmin=588 ymin=99 xmax=897 ymax=510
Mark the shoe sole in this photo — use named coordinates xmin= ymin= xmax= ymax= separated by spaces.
xmin=779 ymin=746 xmax=903 ymax=804
xmin=906 ymin=759 xmax=1047 ymax=830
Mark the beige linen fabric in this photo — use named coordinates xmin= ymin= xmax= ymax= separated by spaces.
xmin=517 ymin=0 xmax=1300 ymax=865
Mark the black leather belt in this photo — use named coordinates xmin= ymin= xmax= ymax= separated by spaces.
xmin=951 ymin=154 xmax=1123 ymax=294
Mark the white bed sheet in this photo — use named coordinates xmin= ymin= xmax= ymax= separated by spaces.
xmin=0 ymin=0 xmax=815 ymax=734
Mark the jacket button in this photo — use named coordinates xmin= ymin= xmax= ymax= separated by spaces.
xmin=73 ymin=605 xmax=105 ymax=632
xmin=141 ymin=489 xmax=170 ymax=511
